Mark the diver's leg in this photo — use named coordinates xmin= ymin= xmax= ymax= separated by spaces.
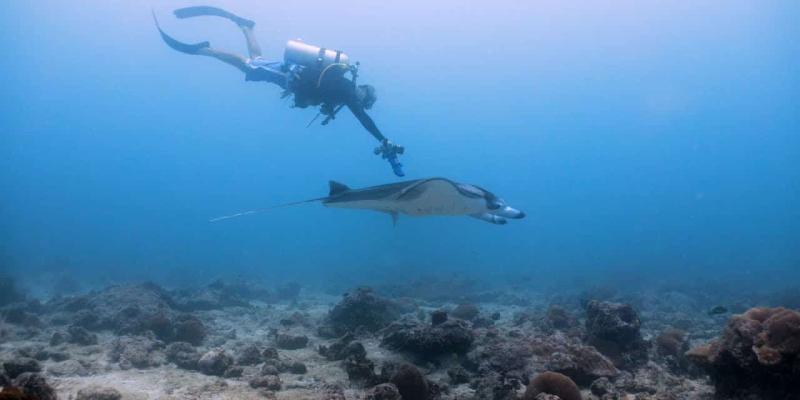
xmin=244 ymin=61 xmax=289 ymax=88
xmin=197 ymin=47 xmax=249 ymax=74
xmin=241 ymin=26 xmax=262 ymax=59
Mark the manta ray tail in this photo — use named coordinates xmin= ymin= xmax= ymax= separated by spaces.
xmin=209 ymin=197 xmax=326 ymax=223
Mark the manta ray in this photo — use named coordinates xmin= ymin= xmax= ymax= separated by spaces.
xmin=211 ymin=178 xmax=525 ymax=225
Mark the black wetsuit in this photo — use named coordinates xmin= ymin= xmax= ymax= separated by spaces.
xmin=314 ymin=71 xmax=385 ymax=142
xmin=246 ymin=60 xmax=386 ymax=143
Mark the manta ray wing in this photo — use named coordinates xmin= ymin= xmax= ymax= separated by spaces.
xmin=392 ymin=178 xmax=488 ymax=216
xmin=396 ymin=178 xmax=464 ymax=200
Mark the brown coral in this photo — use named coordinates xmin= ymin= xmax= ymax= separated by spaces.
xmin=450 ymin=303 xmax=479 ymax=321
xmin=584 ymin=300 xmax=648 ymax=369
xmin=684 ymin=343 xmax=715 ymax=368
xmin=390 ymin=363 xmax=429 ymax=400
xmin=687 ymin=307 xmax=800 ymax=399
xmin=759 ymin=308 xmax=800 ymax=354
xmin=523 ymin=371 xmax=582 ymax=400
xmin=656 ymin=328 xmax=688 ymax=358
xmin=0 ymin=387 xmax=31 ymax=400
xmin=546 ymin=305 xmax=577 ymax=330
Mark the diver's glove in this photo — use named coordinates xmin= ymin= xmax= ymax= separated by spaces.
xmin=374 ymin=139 xmax=405 ymax=177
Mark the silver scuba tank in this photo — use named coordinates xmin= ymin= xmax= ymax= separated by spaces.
xmin=284 ymin=39 xmax=350 ymax=69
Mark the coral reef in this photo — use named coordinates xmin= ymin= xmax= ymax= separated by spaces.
xmin=165 ymin=341 xmax=200 ymax=370
xmin=248 ymin=375 xmax=282 ymax=390
xmin=319 ymin=333 xmax=364 ymax=360
xmin=545 ymin=305 xmax=578 ymax=331
xmin=447 ymin=365 xmax=470 ymax=384
xmin=469 ymin=372 xmax=518 ymax=400
xmin=320 ymin=287 xmax=401 ymax=337
xmin=235 ymin=343 xmax=263 ymax=366
xmin=172 ymin=314 xmax=207 ymax=345
xmin=466 ymin=334 xmax=533 ymax=385
xmin=51 ymin=325 xmax=98 ymax=346
xmin=6 ymin=373 xmax=57 ymax=400
xmin=342 ymin=347 xmax=378 ymax=386
xmin=529 ymin=332 xmax=618 ymax=385
xmin=108 ymin=335 xmax=165 ymax=369
xmin=655 ymin=328 xmax=690 ymax=372
xmin=364 ymin=383 xmax=402 ymax=400
xmin=523 ymin=371 xmax=582 ymax=400
xmin=51 ymin=283 xmax=174 ymax=332
xmin=319 ymin=333 xmax=374 ymax=383
xmin=450 ymin=303 xmax=479 ymax=321
xmin=584 ymin=300 xmax=648 ymax=369
xmin=389 ymin=363 xmax=429 ymax=400
xmin=275 ymin=333 xmax=308 ymax=349
xmin=381 ymin=318 xmax=474 ymax=357
xmin=0 ymin=276 xmax=776 ymax=399
xmin=430 ymin=309 xmax=448 ymax=326
xmin=1 ymin=307 xmax=42 ymax=330
xmin=589 ymin=376 xmax=613 ymax=397
xmin=197 ymin=348 xmax=234 ymax=377
xmin=75 ymin=386 xmax=122 ymax=400
xmin=320 ymin=384 xmax=346 ymax=400
xmin=46 ymin=359 xmax=89 ymax=377
xmin=2 ymin=358 xmax=41 ymax=379
xmin=687 ymin=307 xmax=800 ymax=399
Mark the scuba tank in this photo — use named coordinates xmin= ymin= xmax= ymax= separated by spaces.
xmin=284 ymin=39 xmax=349 ymax=69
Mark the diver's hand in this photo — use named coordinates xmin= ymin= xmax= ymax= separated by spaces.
xmin=374 ymin=140 xmax=405 ymax=158
xmin=374 ymin=140 xmax=405 ymax=177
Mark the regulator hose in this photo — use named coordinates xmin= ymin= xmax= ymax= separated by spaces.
xmin=316 ymin=63 xmax=350 ymax=88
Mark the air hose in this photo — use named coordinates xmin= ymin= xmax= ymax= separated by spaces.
xmin=316 ymin=63 xmax=349 ymax=88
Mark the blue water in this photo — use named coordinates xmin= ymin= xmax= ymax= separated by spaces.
xmin=1 ymin=1 xmax=798 ymax=293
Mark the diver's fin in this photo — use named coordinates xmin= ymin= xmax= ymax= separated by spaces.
xmin=209 ymin=197 xmax=326 ymax=223
xmin=152 ymin=11 xmax=210 ymax=55
xmin=174 ymin=6 xmax=255 ymax=28
xmin=329 ymin=181 xmax=351 ymax=196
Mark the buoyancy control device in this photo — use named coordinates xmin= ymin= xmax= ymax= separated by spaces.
xmin=287 ymin=39 xmax=361 ymax=127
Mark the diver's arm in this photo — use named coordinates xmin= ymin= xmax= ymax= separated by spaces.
xmin=347 ymin=102 xmax=387 ymax=143
xmin=347 ymin=101 xmax=405 ymax=176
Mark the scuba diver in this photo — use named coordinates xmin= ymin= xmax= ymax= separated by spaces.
xmin=153 ymin=6 xmax=405 ymax=176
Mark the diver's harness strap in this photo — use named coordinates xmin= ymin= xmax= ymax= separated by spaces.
xmin=305 ymin=61 xmax=360 ymax=127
